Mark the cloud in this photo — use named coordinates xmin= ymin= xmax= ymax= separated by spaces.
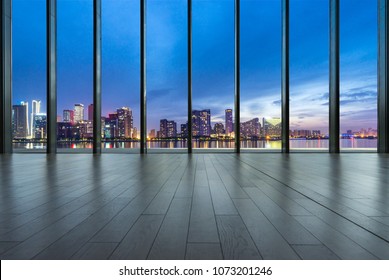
xmin=298 ymin=113 xmax=315 ymax=119
xmin=147 ymin=88 xmax=174 ymax=98
xmin=340 ymin=89 xmax=377 ymax=106
xmin=310 ymin=92 xmax=329 ymax=102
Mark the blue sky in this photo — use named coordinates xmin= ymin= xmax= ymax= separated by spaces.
xmin=12 ymin=0 xmax=377 ymax=134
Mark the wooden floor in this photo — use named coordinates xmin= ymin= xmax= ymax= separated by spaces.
xmin=0 ymin=153 xmax=389 ymax=260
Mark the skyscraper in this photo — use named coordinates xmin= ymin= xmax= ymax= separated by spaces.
xmin=263 ymin=117 xmax=281 ymax=138
xmin=74 ymin=104 xmax=84 ymax=123
xmin=21 ymin=101 xmax=29 ymax=136
xmin=117 ymin=107 xmax=133 ymax=138
xmin=213 ymin=123 xmax=225 ymax=136
xmin=225 ymin=109 xmax=233 ymax=136
xmin=63 ymin=110 xmax=75 ymax=124
xmin=33 ymin=113 xmax=47 ymax=139
xmin=31 ymin=100 xmax=41 ymax=138
xmin=180 ymin=122 xmax=188 ymax=138
xmin=192 ymin=109 xmax=211 ymax=137
xmin=105 ymin=113 xmax=118 ymax=138
xmin=79 ymin=120 xmax=93 ymax=138
xmin=160 ymin=119 xmax=177 ymax=138
xmin=88 ymin=104 xmax=94 ymax=121
xmin=12 ymin=103 xmax=28 ymax=138
xmin=240 ymin=118 xmax=260 ymax=139
xmin=57 ymin=122 xmax=73 ymax=139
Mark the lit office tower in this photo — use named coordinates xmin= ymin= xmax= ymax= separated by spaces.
xmin=105 ymin=113 xmax=118 ymax=138
xmin=262 ymin=117 xmax=281 ymax=138
xmin=192 ymin=109 xmax=211 ymax=137
xmin=74 ymin=104 xmax=84 ymax=123
xmin=63 ymin=110 xmax=75 ymax=124
xmin=21 ymin=101 xmax=29 ymax=136
xmin=33 ymin=113 xmax=47 ymax=139
xmin=213 ymin=123 xmax=225 ymax=136
xmin=160 ymin=119 xmax=177 ymax=138
xmin=160 ymin=119 xmax=168 ymax=138
xmin=117 ymin=107 xmax=133 ymax=138
xmin=225 ymin=109 xmax=233 ymax=136
xmin=12 ymin=103 xmax=29 ymax=138
xmin=88 ymin=104 xmax=94 ymax=121
xmin=31 ymin=100 xmax=41 ymax=137
xmin=240 ymin=118 xmax=260 ymax=139
xmin=180 ymin=123 xmax=188 ymax=138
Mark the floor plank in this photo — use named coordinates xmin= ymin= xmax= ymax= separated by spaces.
xmin=71 ymin=242 xmax=118 ymax=260
xmin=244 ymin=187 xmax=321 ymax=245
xmin=233 ymin=199 xmax=300 ymax=260
xmin=292 ymin=245 xmax=340 ymax=260
xmin=110 ymin=215 xmax=164 ymax=260
xmin=148 ymin=198 xmax=191 ymax=260
xmin=216 ymin=215 xmax=262 ymax=260
xmin=187 ymin=187 xmax=219 ymax=243
xmin=185 ymin=243 xmax=223 ymax=260
xmin=295 ymin=216 xmax=377 ymax=259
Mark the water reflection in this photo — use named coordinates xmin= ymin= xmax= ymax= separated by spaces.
xmin=12 ymin=138 xmax=377 ymax=150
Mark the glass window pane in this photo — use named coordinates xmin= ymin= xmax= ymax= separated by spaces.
xmin=102 ymin=0 xmax=140 ymax=151
xmin=146 ymin=0 xmax=188 ymax=150
xmin=340 ymin=0 xmax=377 ymax=150
xmin=12 ymin=0 xmax=46 ymax=151
xmin=240 ymin=0 xmax=281 ymax=150
xmin=193 ymin=0 xmax=235 ymax=150
xmin=290 ymin=0 xmax=329 ymax=150
xmin=57 ymin=0 xmax=93 ymax=151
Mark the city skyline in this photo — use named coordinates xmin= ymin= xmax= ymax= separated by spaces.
xmin=12 ymin=99 xmax=377 ymax=142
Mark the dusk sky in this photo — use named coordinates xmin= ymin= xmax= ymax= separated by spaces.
xmin=12 ymin=0 xmax=377 ymax=134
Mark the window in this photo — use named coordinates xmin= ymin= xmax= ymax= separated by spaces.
xmin=240 ymin=0 xmax=281 ymax=150
xmin=193 ymin=0 xmax=235 ymax=150
xmin=290 ymin=0 xmax=329 ymax=150
xmin=102 ymin=0 xmax=140 ymax=151
xmin=340 ymin=0 xmax=377 ymax=150
xmin=57 ymin=0 xmax=93 ymax=151
xmin=12 ymin=0 xmax=46 ymax=151
xmin=146 ymin=0 xmax=188 ymax=150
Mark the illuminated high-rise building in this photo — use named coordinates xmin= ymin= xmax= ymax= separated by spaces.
xmin=180 ymin=123 xmax=188 ymax=138
xmin=63 ymin=109 xmax=75 ymax=124
xmin=292 ymin=130 xmax=311 ymax=138
xmin=117 ymin=107 xmax=133 ymax=138
xmin=21 ymin=101 xmax=29 ymax=136
xmin=79 ymin=120 xmax=93 ymax=138
xmin=240 ymin=118 xmax=260 ymax=139
xmin=88 ymin=104 xmax=94 ymax=121
xmin=74 ymin=104 xmax=84 ymax=123
xmin=225 ymin=109 xmax=233 ymax=136
xmin=12 ymin=103 xmax=29 ymax=138
xmin=57 ymin=122 xmax=73 ymax=139
xmin=263 ymin=117 xmax=281 ymax=138
xmin=31 ymin=100 xmax=41 ymax=137
xmin=106 ymin=113 xmax=118 ymax=138
xmin=213 ymin=123 xmax=224 ymax=136
xmin=192 ymin=109 xmax=211 ymax=137
xmin=33 ymin=113 xmax=47 ymax=139
xmin=160 ymin=119 xmax=177 ymax=138
xmin=312 ymin=130 xmax=321 ymax=137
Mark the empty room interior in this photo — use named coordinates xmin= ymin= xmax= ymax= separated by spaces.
xmin=1 ymin=0 xmax=389 ymax=260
